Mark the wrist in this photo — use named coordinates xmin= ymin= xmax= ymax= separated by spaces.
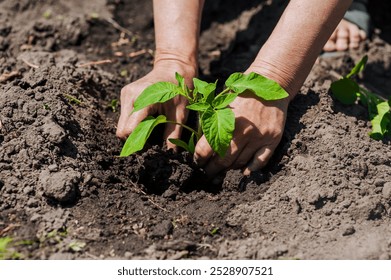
xmin=246 ymin=62 xmax=299 ymax=102
xmin=154 ymin=48 xmax=198 ymax=78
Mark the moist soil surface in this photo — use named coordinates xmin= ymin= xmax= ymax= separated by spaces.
xmin=1 ymin=0 xmax=391 ymax=260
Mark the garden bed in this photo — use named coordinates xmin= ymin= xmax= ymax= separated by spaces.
xmin=0 ymin=0 xmax=390 ymax=259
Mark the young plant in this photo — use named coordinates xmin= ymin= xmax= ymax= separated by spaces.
xmin=330 ymin=55 xmax=391 ymax=140
xmin=120 ymin=72 xmax=289 ymax=157
xmin=0 ymin=237 xmax=22 ymax=260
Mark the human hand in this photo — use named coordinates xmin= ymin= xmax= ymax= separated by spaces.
xmin=194 ymin=91 xmax=289 ymax=176
xmin=116 ymin=62 xmax=196 ymax=149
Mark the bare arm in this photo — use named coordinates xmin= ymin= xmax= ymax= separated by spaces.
xmin=153 ymin=0 xmax=204 ymax=71
xmin=249 ymin=0 xmax=352 ymax=97
xmin=116 ymin=0 xmax=204 ymax=145
xmin=195 ymin=0 xmax=352 ymax=175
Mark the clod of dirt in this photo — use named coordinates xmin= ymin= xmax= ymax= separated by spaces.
xmin=38 ymin=169 xmax=81 ymax=203
xmin=382 ymin=182 xmax=391 ymax=202
xmin=149 ymin=220 xmax=174 ymax=239
xmin=342 ymin=225 xmax=356 ymax=236
xmin=41 ymin=117 xmax=66 ymax=144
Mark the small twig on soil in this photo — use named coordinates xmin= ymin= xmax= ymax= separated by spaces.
xmin=22 ymin=59 xmax=39 ymax=69
xmin=129 ymin=180 xmax=169 ymax=212
xmin=0 ymin=71 xmax=19 ymax=83
xmin=0 ymin=120 xmax=2 ymax=130
xmin=77 ymin=59 xmax=113 ymax=68
xmin=0 ymin=224 xmax=20 ymax=236
xmin=128 ymin=49 xmax=148 ymax=58
xmin=105 ymin=17 xmax=134 ymax=38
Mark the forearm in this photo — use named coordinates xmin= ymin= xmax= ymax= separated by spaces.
xmin=153 ymin=0 xmax=204 ymax=71
xmin=248 ymin=0 xmax=352 ymax=99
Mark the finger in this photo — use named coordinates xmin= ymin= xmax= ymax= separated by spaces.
xmin=335 ymin=27 xmax=349 ymax=51
xmin=323 ymin=30 xmax=337 ymax=52
xmin=323 ymin=40 xmax=336 ymax=52
xmin=193 ymin=136 xmax=214 ymax=166
xmin=116 ymin=108 xmax=150 ymax=140
xmin=243 ymin=146 xmax=274 ymax=176
xmin=359 ymin=29 xmax=367 ymax=40
xmin=348 ymin=25 xmax=362 ymax=49
xmin=203 ymin=138 xmax=245 ymax=176
xmin=230 ymin=142 xmax=256 ymax=169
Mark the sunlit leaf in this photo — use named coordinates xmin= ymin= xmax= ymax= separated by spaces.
xmin=120 ymin=115 xmax=168 ymax=156
xmin=225 ymin=72 xmax=289 ymax=100
xmin=193 ymin=78 xmax=216 ymax=104
xmin=133 ymin=82 xmax=183 ymax=112
xmin=369 ymin=101 xmax=391 ymax=139
xmin=201 ymin=108 xmax=235 ymax=157
xmin=212 ymin=93 xmax=238 ymax=109
xmin=346 ymin=55 xmax=368 ymax=78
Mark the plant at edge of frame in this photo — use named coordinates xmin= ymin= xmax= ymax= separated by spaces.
xmin=330 ymin=55 xmax=391 ymax=140
xmin=120 ymin=72 xmax=289 ymax=158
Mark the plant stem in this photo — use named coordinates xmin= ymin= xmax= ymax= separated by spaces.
xmin=166 ymin=120 xmax=201 ymax=139
xmin=214 ymin=87 xmax=231 ymax=99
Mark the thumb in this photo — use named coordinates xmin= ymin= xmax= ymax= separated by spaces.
xmin=116 ymin=108 xmax=150 ymax=140
xmin=194 ymin=135 xmax=214 ymax=166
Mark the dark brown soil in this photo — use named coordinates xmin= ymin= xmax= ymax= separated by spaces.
xmin=1 ymin=0 xmax=390 ymax=260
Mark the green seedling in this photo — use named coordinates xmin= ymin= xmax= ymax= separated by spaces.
xmin=120 ymin=69 xmax=128 ymax=77
xmin=63 ymin=93 xmax=82 ymax=105
xmin=0 ymin=237 xmax=22 ymax=260
xmin=330 ymin=55 xmax=391 ymax=140
xmin=108 ymin=99 xmax=119 ymax=112
xmin=68 ymin=240 xmax=86 ymax=252
xmin=209 ymin=227 xmax=220 ymax=236
xmin=120 ymin=72 xmax=288 ymax=157
xmin=43 ymin=9 xmax=52 ymax=19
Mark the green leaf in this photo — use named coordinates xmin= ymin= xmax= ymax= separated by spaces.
xmin=188 ymin=133 xmax=196 ymax=154
xmin=186 ymin=102 xmax=212 ymax=112
xmin=0 ymin=237 xmax=12 ymax=253
xmin=201 ymin=108 xmax=235 ymax=157
xmin=168 ymin=138 xmax=191 ymax=152
xmin=212 ymin=93 xmax=238 ymax=109
xmin=330 ymin=78 xmax=359 ymax=105
xmin=133 ymin=82 xmax=183 ymax=112
xmin=225 ymin=72 xmax=288 ymax=100
xmin=175 ymin=72 xmax=185 ymax=90
xmin=120 ymin=115 xmax=168 ymax=156
xmin=360 ymin=91 xmax=382 ymax=118
xmin=346 ymin=55 xmax=368 ymax=78
xmin=193 ymin=78 xmax=216 ymax=103
xmin=68 ymin=241 xmax=86 ymax=252
xmin=369 ymin=101 xmax=391 ymax=140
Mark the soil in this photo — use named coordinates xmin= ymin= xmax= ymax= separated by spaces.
xmin=1 ymin=0 xmax=390 ymax=260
